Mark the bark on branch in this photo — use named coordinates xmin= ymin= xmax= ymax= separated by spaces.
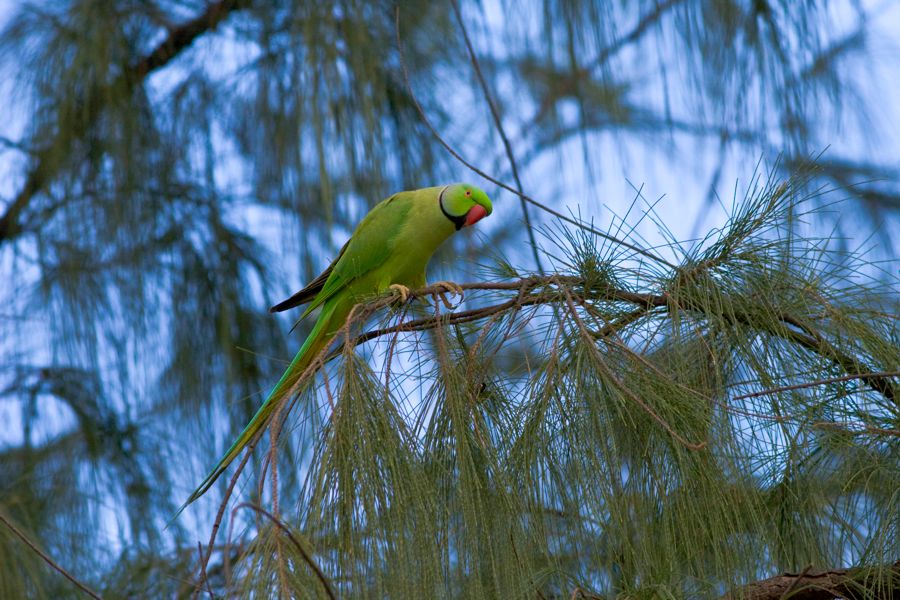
xmin=337 ymin=276 xmax=897 ymax=405
xmin=0 ymin=0 xmax=251 ymax=245
xmin=720 ymin=560 xmax=900 ymax=600
xmin=132 ymin=0 xmax=251 ymax=79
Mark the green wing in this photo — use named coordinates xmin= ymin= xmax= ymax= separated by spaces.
xmin=269 ymin=239 xmax=350 ymax=313
xmin=298 ymin=193 xmax=411 ymax=317
xmin=271 ymin=193 xmax=412 ymax=316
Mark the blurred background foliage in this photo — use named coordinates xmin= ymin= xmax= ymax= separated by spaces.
xmin=0 ymin=0 xmax=897 ymax=598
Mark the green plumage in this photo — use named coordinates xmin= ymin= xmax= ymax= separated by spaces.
xmin=175 ymin=184 xmax=492 ymax=517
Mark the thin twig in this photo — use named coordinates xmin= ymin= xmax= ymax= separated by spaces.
xmin=760 ymin=312 xmax=895 ymax=403
xmin=269 ymin=430 xmax=288 ymax=599
xmin=557 ymin=282 xmax=707 ymax=450
xmin=235 ymin=503 xmax=337 ymax=600
xmin=0 ymin=512 xmax=102 ymax=600
xmin=810 ymin=422 xmax=900 ymax=438
xmin=270 ymin=432 xmax=280 ymax=518
xmin=711 ymin=400 xmax=900 ymax=438
xmin=590 ymin=306 xmax=655 ymax=339
xmin=193 ymin=445 xmax=256 ymax=599
xmin=732 ymin=371 xmax=900 ymax=401
xmin=197 ymin=542 xmax=214 ymax=599
xmin=449 ymin=0 xmax=543 ymax=274
xmin=393 ymin=7 xmax=677 ymax=270
xmin=384 ymin=302 xmax=410 ymax=402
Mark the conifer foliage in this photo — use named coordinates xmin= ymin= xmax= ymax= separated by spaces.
xmin=0 ymin=1 xmax=897 ymax=598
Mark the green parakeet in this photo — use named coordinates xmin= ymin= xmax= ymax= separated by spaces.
xmin=176 ymin=183 xmax=492 ymax=515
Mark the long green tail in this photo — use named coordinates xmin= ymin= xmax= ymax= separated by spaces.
xmin=173 ymin=300 xmax=342 ymax=519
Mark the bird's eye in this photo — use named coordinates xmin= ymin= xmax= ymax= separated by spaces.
xmin=465 ymin=190 xmax=471 ymax=197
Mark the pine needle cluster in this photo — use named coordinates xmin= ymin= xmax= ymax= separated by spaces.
xmin=209 ymin=176 xmax=899 ymax=599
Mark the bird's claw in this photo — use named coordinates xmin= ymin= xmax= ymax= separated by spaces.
xmin=431 ymin=280 xmax=464 ymax=310
xmin=388 ymin=283 xmax=411 ymax=304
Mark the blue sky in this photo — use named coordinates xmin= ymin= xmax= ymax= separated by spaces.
xmin=1 ymin=1 xmax=898 ymax=253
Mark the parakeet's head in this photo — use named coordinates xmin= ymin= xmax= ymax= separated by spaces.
xmin=439 ymin=183 xmax=493 ymax=230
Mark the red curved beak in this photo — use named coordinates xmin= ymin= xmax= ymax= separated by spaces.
xmin=464 ymin=204 xmax=488 ymax=227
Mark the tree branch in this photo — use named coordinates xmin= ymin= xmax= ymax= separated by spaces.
xmin=235 ymin=503 xmax=336 ymax=600
xmin=449 ymin=0 xmax=544 ymax=274
xmin=732 ymin=372 xmax=900 ymax=401
xmin=333 ymin=276 xmax=896 ymax=405
xmin=191 ymin=443 xmax=255 ymax=600
xmin=0 ymin=511 xmax=102 ymax=600
xmin=0 ymin=0 xmax=251 ymax=245
xmin=720 ymin=560 xmax=900 ymax=600
xmin=131 ymin=0 xmax=251 ymax=79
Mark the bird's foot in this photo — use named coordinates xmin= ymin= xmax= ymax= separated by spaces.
xmin=388 ymin=283 xmax=411 ymax=304
xmin=430 ymin=280 xmax=464 ymax=309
